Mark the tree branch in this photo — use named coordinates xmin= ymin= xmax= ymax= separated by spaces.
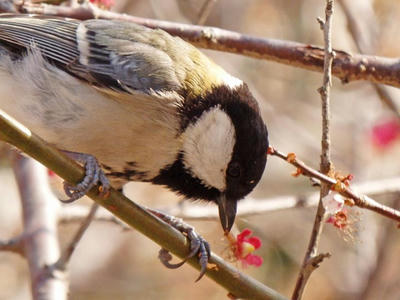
xmin=56 ymin=175 xmax=400 ymax=228
xmin=292 ymin=2 xmax=335 ymax=298
xmin=12 ymin=154 xmax=68 ymax=300
xmin=356 ymin=198 xmax=400 ymax=300
xmin=0 ymin=113 xmax=286 ymax=299
xmin=197 ymin=0 xmax=218 ymax=25
xmin=163 ymin=176 xmax=400 ymax=220
xmin=7 ymin=2 xmax=400 ymax=89
xmin=58 ymin=204 xmax=130 ymax=229
xmin=269 ymin=147 xmax=400 ymax=223
xmin=338 ymin=0 xmax=400 ymax=118
xmin=55 ymin=203 xmax=99 ymax=270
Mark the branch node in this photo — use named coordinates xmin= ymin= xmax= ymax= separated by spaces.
xmin=200 ymin=28 xmax=217 ymax=43
xmin=317 ymin=17 xmax=325 ymax=29
xmin=305 ymin=252 xmax=331 ymax=271
xmin=0 ymin=235 xmax=25 ymax=256
xmin=317 ymin=86 xmax=327 ymax=96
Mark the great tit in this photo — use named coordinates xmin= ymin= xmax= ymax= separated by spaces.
xmin=0 ymin=14 xmax=268 ymax=234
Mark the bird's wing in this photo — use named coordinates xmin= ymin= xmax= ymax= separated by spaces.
xmin=0 ymin=14 xmax=187 ymax=94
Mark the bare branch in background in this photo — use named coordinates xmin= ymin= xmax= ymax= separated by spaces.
xmin=12 ymin=154 xmax=68 ymax=300
xmin=356 ymin=198 xmax=400 ymax=300
xmin=338 ymin=0 xmax=400 ymax=118
xmin=337 ymin=2 xmax=400 ymax=297
xmin=292 ymin=1 xmax=335 ymax=298
xmin=0 ymin=235 xmax=24 ymax=256
xmin=7 ymin=2 xmax=400 ymax=89
xmin=163 ymin=177 xmax=400 ymax=220
xmin=56 ymin=176 xmax=400 ymax=225
xmin=55 ymin=203 xmax=99 ymax=270
xmin=197 ymin=0 xmax=218 ymax=25
xmin=59 ymin=204 xmax=131 ymax=229
xmin=337 ymin=0 xmax=377 ymax=54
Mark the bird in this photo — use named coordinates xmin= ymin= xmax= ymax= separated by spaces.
xmin=0 ymin=14 xmax=268 ymax=278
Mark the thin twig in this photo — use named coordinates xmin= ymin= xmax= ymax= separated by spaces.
xmin=295 ymin=253 xmax=332 ymax=295
xmin=197 ymin=0 xmax=218 ymax=25
xmin=0 ymin=235 xmax=24 ymax=256
xmin=293 ymin=2 xmax=335 ymax=299
xmin=58 ymin=205 xmax=130 ymax=230
xmin=55 ymin=203 xmax=99 ymax=270
xmin=269 ymin=147 xmax=400 ymax=222
xmin=6 ymin=2 xmax=400 ymax=88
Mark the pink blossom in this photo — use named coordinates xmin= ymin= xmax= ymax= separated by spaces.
xmin=326 ymin=209 xmax=348 ymax=229
xmin=234 ymin=229 xmax=263 ymax=267
xmin=371 ymin=119 xmax=400 ymax=148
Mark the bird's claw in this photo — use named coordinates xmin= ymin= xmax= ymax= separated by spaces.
xmin=150 ymin=209 xmax=210 ymax=281
xmin=186 ymin=228 xmax=210 ymax=281
xmin=158 ymin=248 xmax=186 ymax=269
xmin=61 ymin=151 xmax=110 ymax=203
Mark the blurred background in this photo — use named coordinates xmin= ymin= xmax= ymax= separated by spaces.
xmin=1 ymin=0 xmax=400 ymax=299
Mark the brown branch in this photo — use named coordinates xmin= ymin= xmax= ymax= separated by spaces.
xmin=12 ymin=154 xmax=68 ymax=300
xmin=295 ymin=253 xmax=331 ymax=294
xmin=292 ymin=2 xmax=335 ymax=298
xmin=269 ymin=147 xmax=400 ymax=223
xmin=8 ymin=2 xmax=400 ymax=89
xmin=319 ymin=2 xmax=334 ymax=176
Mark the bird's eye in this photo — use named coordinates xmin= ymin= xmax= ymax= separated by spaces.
xmin=227 ymin=161 xmax=241 ymax=178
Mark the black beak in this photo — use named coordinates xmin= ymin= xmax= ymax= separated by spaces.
xmin=217 ymin=194 xmax=237 ymax=233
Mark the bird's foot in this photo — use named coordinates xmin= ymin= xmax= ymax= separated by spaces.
xmin=61 ymin=151 xmax=110 ymax=203
xmin=149 ymin=209 xmax=210 ymax=282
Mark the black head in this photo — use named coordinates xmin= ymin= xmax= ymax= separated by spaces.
xmin=152 ymin=84 xmax=268 ymax=232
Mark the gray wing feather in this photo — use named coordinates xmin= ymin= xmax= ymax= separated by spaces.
xmin=0 ymin=17 xmax=79 ymax=64
xmin=80 ymin=20 xmax=184 ymax=92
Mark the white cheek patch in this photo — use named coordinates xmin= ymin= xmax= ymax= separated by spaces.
xmin=182 ymin=107 xmax=236 ymax=191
